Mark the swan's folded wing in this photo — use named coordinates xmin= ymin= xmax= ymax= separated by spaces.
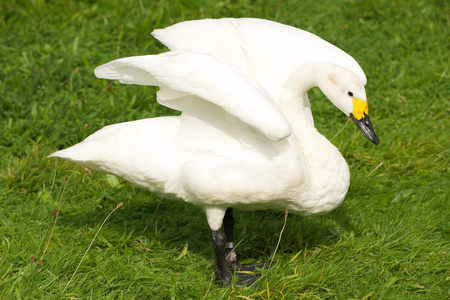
xmin=94 ymin=51 xmax=291 ymax=142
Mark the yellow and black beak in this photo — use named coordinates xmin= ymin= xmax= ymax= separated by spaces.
xmin=350 ymin=98 xmax=379 ymax=145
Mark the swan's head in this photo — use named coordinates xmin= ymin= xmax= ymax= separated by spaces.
xmin=318 ymin=65 xmax=379 ymax=145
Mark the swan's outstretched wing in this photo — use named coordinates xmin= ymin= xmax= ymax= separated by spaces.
xmin=94 ymin=51 xmax=291 ymax=143
xmin=152 ymin=18 xmax=366 ymax=103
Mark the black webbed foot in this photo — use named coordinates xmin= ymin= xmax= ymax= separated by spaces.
xmin=231 ymin=261 xmax=273 ymax=287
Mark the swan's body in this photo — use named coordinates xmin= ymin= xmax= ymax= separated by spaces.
xmin=50 ymin=18 xmax=379 ymax=285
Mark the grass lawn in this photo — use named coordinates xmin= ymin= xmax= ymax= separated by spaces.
xmin=1 ymin=0 xmax=448 ymax=298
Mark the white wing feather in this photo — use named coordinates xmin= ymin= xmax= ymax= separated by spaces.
xmin=94 ymin=51 xmax=291 ymax=142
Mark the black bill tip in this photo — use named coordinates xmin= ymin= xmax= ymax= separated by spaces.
xmin=350 ymin=113 xmax=379 ymax=145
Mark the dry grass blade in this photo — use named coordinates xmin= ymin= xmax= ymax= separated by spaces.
xmin=42 ymin=168 xmax=76 ymax=258
xmin=62 ymin=202 xmax=124 ymax=294
xmin=270 ymin=209 xmax=289 ymax=266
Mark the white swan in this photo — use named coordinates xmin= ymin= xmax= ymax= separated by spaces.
xmin=49 ymin=18 xmax=379 ymax=286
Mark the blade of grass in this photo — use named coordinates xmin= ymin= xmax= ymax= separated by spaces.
xmin=270 ymin=209 xmax=288 ymax=265
xmin=62 ymin=202 xmax=124 ymax=294
xmin=41 ymin=167 xmax=76 ymax=258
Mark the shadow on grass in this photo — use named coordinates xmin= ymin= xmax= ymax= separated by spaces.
xmin=53 ymin=184 xmax=357 ymax=264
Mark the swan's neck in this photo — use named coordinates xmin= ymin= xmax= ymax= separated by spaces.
xmin=279 ymin=63 xmax=324 ymax=132
xmin=278 ymin=63 xmax=350 ymax=214
xmin=279 ymin=63 xmax=328 ymax=119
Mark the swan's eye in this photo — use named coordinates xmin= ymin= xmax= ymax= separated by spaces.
xmin=348 ymin=91 xmax=353 ymax=97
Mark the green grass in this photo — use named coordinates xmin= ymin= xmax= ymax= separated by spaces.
xmin=1 ymin=0 xmax=448 ymax=298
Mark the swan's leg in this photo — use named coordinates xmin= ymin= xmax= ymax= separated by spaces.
xmin=223 ymin=208 xmax=238 ymax=268
xmin=223 ymin=208 xmax=272 ymax=286
xmin=211 ymin=228 xmax=231 ymax=286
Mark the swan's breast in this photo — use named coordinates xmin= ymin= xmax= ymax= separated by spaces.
xmin=288 ymin=139 xmax=350 ymax=215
